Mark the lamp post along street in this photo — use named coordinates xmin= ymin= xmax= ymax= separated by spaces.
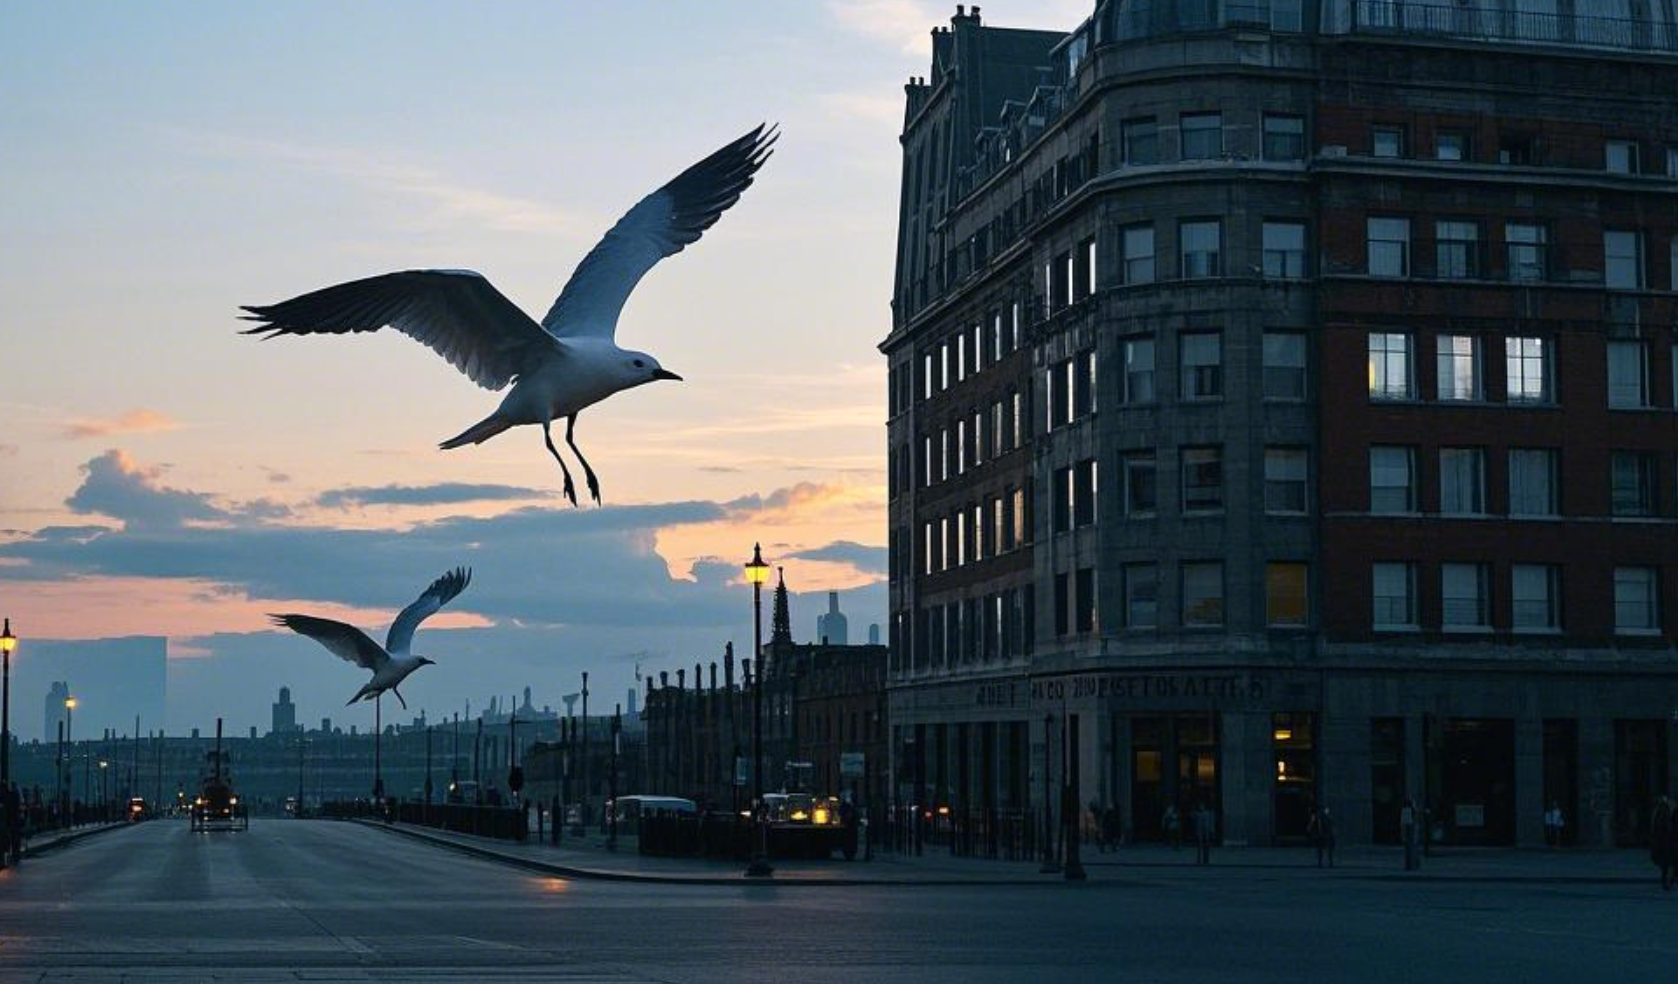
xmin=1 ymin=619 xmax=16 ymax=802
xmin=373 ymin=694 xmax=384 ymax=801
xmin=744 ymin=542 xmax=773 ymax=878
xmin=608 ymin=704 xmax=621 ymax=852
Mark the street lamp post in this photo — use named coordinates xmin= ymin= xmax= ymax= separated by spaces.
xmin=1 ymin=619 xmax=16 ymax=801
xmin=608 ymin=704 xmax=621 ymax=852
xmin=744 ymin=542 xmax=773 ymax=878
xmin=296 ymin=737 xmax=308 ymax=818
xmin=99 ymin=760 xmax=109 ymax=820
xmin=372 ymin=694 xmax=384 ymax=803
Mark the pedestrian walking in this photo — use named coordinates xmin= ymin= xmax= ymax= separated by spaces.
xmin=1162 ymin=802 xmax=1181 ymax=850
xmin=1307 ymin=804 xmax=1336 ymax=868
xmin=1193 ymin=801 xmax=1216 ymax=865
xmin=1652 ymin=796 xmax=1677 ymax=891
xmin=1544 ymin=801 xmax=1565 ymax=848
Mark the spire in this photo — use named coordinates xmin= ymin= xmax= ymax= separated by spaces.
xmin=771 ymin=566 xmax=792 ymax=645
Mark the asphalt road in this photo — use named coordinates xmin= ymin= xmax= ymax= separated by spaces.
xmin=0 ymin=819 xmax=1673 ymax=983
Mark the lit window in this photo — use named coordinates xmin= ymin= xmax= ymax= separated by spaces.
xmin=1437 ymin=335 xmax=1481 ymax=401
xmin=1266 ymin=563 xmax=1308 ymax=627
xmin=1505 ymin=337 xmax=1551 ymax=403
xmin=1368 ymin=332 xmax=1413 ymax=400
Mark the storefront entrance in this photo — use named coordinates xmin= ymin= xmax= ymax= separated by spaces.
xmin=1272 ymin=712 xmax=1316 ymax=843
xmin=1427 ymin=717 xmax=1516 ymax=846
xmin=1130 ymin=713 xmax=1219 ymax=841
xmin=1615 ymin=720 xmax=1668 ymax=846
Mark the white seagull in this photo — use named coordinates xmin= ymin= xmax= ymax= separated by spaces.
xmin=269 ymin=567 xmax=471 ymax=710
xmin=240 ymin=125 xmax=778 ymax=506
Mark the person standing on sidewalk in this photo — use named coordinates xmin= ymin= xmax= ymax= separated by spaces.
xmin=1544 ymin=801 xmax=1564 ymax=848
xmin=1193 ymin=801 xmax=1215 ymax=865
xmin=1163 ymin=802 xmax=1181 ymax=851
xmin=1652 ymin=796 xmax=1677 ymax=891
xmin=1307 ymin=804 xmax=1336 ymax=868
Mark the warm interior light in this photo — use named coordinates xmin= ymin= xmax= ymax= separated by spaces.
xmin=1274 ymin=728 xmax=1293 ymax=741
xmin=813 ymin=807 xmax=830 ymax=825
xmin=744 ymin=542 xmax=771 ymax=585
xmin=0 ymin=620 xmax=16 ymax=655
xmin=65 ymin=697 xmax=76 ymax=709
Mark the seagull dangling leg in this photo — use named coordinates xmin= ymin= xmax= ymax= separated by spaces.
xmin=542 ymin=420 xmax=579 ymax=507
xmin=391 ymin=687 xmax=408 ymax=710
xmin=566 ymin=414 xmax=602 ymax=505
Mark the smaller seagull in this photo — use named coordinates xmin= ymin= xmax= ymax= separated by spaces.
xmin=270 ymin=567 xmax=471 ymax=710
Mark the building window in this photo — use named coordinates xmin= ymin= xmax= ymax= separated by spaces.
xmin=1053 ymin=466 xmax=1072 ymax=534
xmin=1074 ymin=458 xmax=1097 ymax=528
xmin=1123 ymin=563 xmax=1157 ymax=628
xmin=1605 ymin=231 xmax=1643 ymax=290
xmin=1505 ymin=337 xmax=1551 ymax=403
xmin=1262 ymin=221 xmax=1307 ymax=279
xmin=1011 ymin=486 xmax=1027 ymax=545
xmin=1614 ymin=566 xmax=1659 ymax=633
xmin=1075 ymin=567 xmax=1096 ymax=634
xmin=1439 ymin=447 xmax=1487 ymax=516
xmin=1122 ymin=224 xmax=1155 ymax=284
xmin=1263 ymin=114 xmax=1306 ymax=161
xmin=1372 ymin=562 xmax=1418 ymax=629
xmin=1498 ymin=132 xmax=1535 ymax=165
xmin=1123 ymin=338 xmax=1155 ymax=403
xmin=1075 ymin=236 xmax=1097 ymax=301
xmin=1372 ymin=125 xmax=1405 ymax=158
xmin=1436 ymin=220 xmax=1481 ymax=279
xmin=1270 ymin=0 xmax=1303 ymax=31
xmin=1607 ymin=341 xmax=1649 ymax=409
xmin=956 ymin=419 xmax=966 ymax=474
xmin=1263 ymin=332 xmax=1306 ymax=400
xmin=1441 ymin=563 xmax=1491 ymax=630
xmin=1511 ymin=564 xmax=1560 ymax=632
xmin=1265 ymin=447 xmax=1308 ymax=514
xmin=1508 ymin=448 xmax=1559 ymax=517
xmin=1180 ymin=220 xmax=1221 ymax=278
xmin=1180 ymin=113 xmax=1222 ymax=160
xmin=1671 ymin=238 xmax=1678 ymax=292
xmin=1370 ymin=446 xmax=1416 ymax=514
xmin=1669 ymin=147 xmax=1678 ymax=177
xmin=1181 ymin=562 xmax=1225 ymax=627
xmin=1124 ymin=452 xmax=1156 ymax=516
xmin=1181 ymin=446 xmax=1223 ymax=513
xmin=1266 ymin=563 xmax=1308 ymax=627
xmin=1368 ymin=332 xmax=1413 ymax=400
xmin=1611 ymin=451 xmax=1658 ymax=517
xmin=1506 ymin=223 xmax=1548 ymax=283
xmin=1180 ymin=332 xmax=1222 ymax=400
xmin=1436 ymin=334 xmax=1482 ymax=401
xmin=1436 ymin=129 xmax=1469 ymax=162
xmin=1123 ymin=117 xmax=1158 ymax=165
xmin=1606 ymin=139 xmax=1640 ymax=175
xmin=1367 ymin=217 xmax=1410 ymax=277
xmin=1054 ymin=573 xmax=1071 ymax=636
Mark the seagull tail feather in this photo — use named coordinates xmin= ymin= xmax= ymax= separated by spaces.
xmin=439 ymin=413 xmax=513 ymax=450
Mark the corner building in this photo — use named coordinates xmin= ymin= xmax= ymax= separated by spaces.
xmin=883 ymin=0 xmax=1678 ymax=848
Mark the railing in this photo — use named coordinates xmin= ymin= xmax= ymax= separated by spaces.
xmin=1345 ymin=1 xmax=1677 ymax=53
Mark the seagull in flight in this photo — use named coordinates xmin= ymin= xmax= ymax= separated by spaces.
xmin=240 ymin=125 xmax=778 ymax=506
xmin=270 ymin=567 xmax=471 ymax=710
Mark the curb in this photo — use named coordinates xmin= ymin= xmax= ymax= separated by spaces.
xmin=19 ymin=822 xmax=130 ymax=860
xmin=350 ymin=819 xmax=1077 ymax=887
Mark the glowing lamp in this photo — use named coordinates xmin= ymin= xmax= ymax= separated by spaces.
xmin=1273 ymin=728 xmax=1293 ymax=741
xmin=744 ymin=543 xmax=771 ymax=586
xmin=0 ymin=619 xmax=16 ymax=655
xmin=65 ymin=697 xmax=77 ymax=710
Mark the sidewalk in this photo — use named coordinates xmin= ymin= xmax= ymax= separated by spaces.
xmin=12 ymin=821 xmax=128 ymax=862
xmin=355 ymin=819 xmax=1663 ymax=887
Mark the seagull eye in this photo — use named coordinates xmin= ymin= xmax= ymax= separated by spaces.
xmin=633 ymin=359 xmax=645 ymax=368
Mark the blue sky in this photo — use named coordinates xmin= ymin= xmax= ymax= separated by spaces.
xmin=0 ymin=0 xmax=1082 ymax=733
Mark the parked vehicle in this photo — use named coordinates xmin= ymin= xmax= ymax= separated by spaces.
xmin=606 ymin=795 xmax=697 ymax=834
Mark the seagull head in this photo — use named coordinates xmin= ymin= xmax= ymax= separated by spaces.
xmin=624 ymin=350 xmax=682 ymax=387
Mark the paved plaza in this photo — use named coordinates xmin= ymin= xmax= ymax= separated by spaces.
xmin=0 ymin=820 xmax=1673 ymax=982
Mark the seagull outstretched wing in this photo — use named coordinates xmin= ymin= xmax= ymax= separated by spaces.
xmin=385 ymin=566 xmax=472 ymax=655
xmin=240 ymin=270 xmax=556 ymax=390
xmin=270 ymin=614 xmax=388 ymax=671
xmin=541 ymin=124 xmax=778 ymax=341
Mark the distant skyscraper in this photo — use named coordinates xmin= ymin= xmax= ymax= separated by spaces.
xmin=271 ymin=686 xmax=297 ymax=736
xmin=43 ymin=681 xmax=69 ymax=742
xmin=816 ymin=591 xmax=849 ymax=645
xmin=13 ymin=637 xmax=165 ymax=742
xmin=868 ymin=623 xmax=881 ymax=646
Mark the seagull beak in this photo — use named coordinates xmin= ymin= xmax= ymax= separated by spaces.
xmin=653 ymin=369 xmax=683 ymax=382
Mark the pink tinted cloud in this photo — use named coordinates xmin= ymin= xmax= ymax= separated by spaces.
xmin=63 ymin=408 xmax=181 ymax=439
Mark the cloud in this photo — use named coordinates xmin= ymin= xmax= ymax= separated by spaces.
xmin=184 ymin=131 xmax=592 ymax=236
xmin=786 ymin=540 xmax=888 ymax=574
xmin=64 ymin=449 xmax=225 ymax=529
xmin=0 ymin=444 xmax=18 ymax=458
xmin=62 ymin=408 xmax=180 ymax=439
xmin=828 ymin=0 xmax=937 ymax=54
xmin=316 ymin=482 xmax=554 ymax=509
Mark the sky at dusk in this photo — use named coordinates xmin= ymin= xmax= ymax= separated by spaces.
xmin=0 ymin=1 xmax=1088 ymax=735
